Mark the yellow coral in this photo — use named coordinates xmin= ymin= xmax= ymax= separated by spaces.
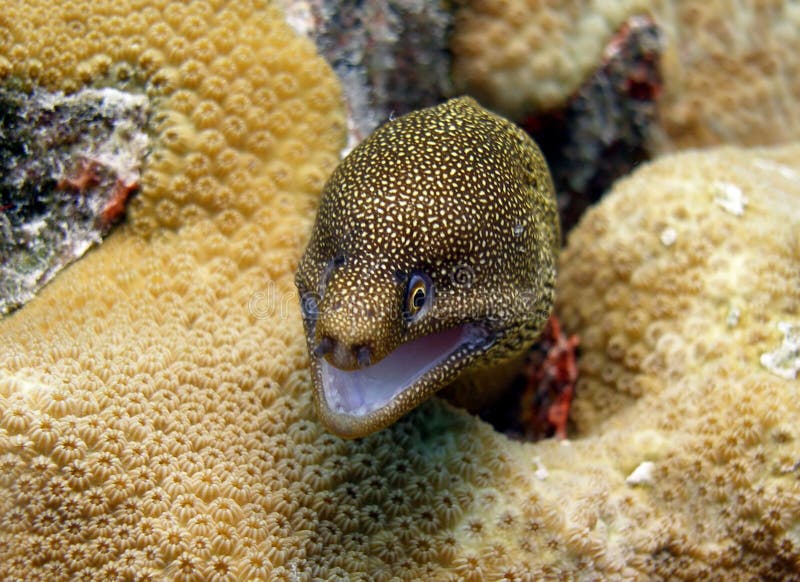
xmin=655 ymin=0 xmax=800 ymax=149
xmin=2 ymin=1 xmax=800 ymax=579
xmin=452 ymin=0 xmax=800 ymax=148
xmin=559 ymin=145 xmax=800 ymax=434
xmin=557 ymin=143 xmax=800 ymax=577
xmin=451 ymin=0 xmax=653 ymax=116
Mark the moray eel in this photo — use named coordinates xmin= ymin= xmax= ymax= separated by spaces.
xmin=296 ymin=97 xmax=560 ymax=438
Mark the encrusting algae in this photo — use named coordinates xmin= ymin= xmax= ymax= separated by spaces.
xmin=1 ymin=1 xmax=800 ymax=580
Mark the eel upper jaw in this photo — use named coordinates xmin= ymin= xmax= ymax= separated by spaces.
xmin=310 ymin=322 xmax=496 ymax=438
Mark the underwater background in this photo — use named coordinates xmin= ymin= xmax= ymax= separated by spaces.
xmin=1 ymin=1 xmax=799 ymax=579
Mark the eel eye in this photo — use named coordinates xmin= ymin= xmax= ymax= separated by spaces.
xmin=404 ymin=272 xmax=433 ymax=321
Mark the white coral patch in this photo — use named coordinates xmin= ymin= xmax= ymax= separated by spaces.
xmin=625 ymin=461 xmax=655 ymax=486
xmin=659 ymin=227 xmax=677 ymax=246
xmin=713 ymin=182 xmax=748 ymax=215
xmin=726 ymin=305 xmax=741 ymax=328
xmin=760 ymin=322 xmax=800 ymax=380
xmin=0 ymin=372 xmax=53 ymax=400
xmin=753 ymin=158 xmax=800 ymax=182
xmin=533 ymin=456 xmax=549 ymax=480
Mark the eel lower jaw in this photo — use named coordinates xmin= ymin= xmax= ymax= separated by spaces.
xmin=312 ymin=322 xmax=495 ymax=438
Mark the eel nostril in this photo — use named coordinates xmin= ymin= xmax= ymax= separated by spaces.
xmin=355 ymin=345 xmax=372 ymax=368
xmin=314 ymin=336 xmax=334 ymax=357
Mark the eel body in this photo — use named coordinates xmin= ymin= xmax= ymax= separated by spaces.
xmin=296 ymin=96 xmax=560 ymax=438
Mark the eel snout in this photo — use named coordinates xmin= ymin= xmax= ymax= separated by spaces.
xmin=313 ymin=335 xmax=374 ymax=371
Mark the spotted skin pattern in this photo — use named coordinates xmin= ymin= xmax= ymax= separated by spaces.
xmin=296 ymin=97 xmax=560 ymax=437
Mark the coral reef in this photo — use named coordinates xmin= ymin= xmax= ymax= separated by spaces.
xmin=452 ymin=0 xmax=800 ymax=149
xmin=1 ymin=1 xmax=799 ymax=580
xmin=558 ymin=145 xmax=800 ymax=434
xmin=0 ymin=86 xmax=149 ymax=315
xmin=451 ymin=0 xmax=652 ymax=118
xmin=655 ymin=0 xmax=800 ymax=149
xmin=522 ymin=15 xmax=662 ymax=231
xmin=557 ymin=143 xmax=800 ymax=577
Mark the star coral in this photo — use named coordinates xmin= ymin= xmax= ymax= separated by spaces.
xmin=452 ymin=0 xmax=800 ymax=149
xmin=451 ymin=0 xmax=653 ymax=116
xmin=2 ymin=2 xmax=800 ymax=580
xmin=557 ymin=143 xmax=800 ymax=578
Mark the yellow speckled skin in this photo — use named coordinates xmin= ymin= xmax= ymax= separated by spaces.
xmin=297 ymin=97 xmax=560 ymax=437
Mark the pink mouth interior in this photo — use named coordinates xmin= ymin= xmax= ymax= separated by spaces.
xmin=319 ymin=325 xmax=473 ymax=417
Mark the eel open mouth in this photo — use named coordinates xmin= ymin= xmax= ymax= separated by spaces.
xmin=316 ymin=323 xmax=493 ymax=423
